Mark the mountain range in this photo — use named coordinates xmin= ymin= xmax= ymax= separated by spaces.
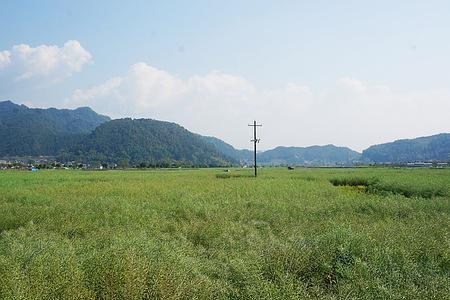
xmin=361 ymin=133 xmax=450 ymax=163
xmin=259 ymin=145 xmax=361 ymax=166
xmin=1 ymin=100 xmax=450 ymax=166
xmin=0 ymin=100 xmax=109 ymax=157
xmin=63 ymin=118 xmax=231 ymax=167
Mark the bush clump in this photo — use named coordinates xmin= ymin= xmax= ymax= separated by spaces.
xmin=330 ymin=177 xmax=445 ymax=199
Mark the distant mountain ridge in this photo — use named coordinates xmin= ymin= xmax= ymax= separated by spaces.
xmin=200 ymin=136 xmax=253 ymax=163
xmin=0 ymin=100 xmax=110 ymax=157
xmin=258 ymin=145 xmax=361 ymax=166
xmin=362 ymin=133 xmax=450 ymax=163
xmin=2 ymin=100 xmax=450 ymax=165
xmin=199 ymin=136 xmax=362 ymax=166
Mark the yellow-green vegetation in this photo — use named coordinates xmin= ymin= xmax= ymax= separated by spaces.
xmin=0 ymin=168 xmax=449 ymax=299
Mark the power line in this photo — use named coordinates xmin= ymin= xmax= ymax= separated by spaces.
xmin=248 ymin=120 xmax=262 ymax=177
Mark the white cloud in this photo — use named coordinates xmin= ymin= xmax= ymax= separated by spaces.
xmin=68 ymin=63 xmax=450 ymax=152
xmin=337 ymin=77 xmax=367 ymax=93
xmin=0 ymin=40 xmax=92 ymax=83
xmin=0 ymin=50 xmax=11 ymax=69
xmin=70 ymin=63 xmax=255 ymax=117
xmin=72 ymin=77 xmax=123 ymax=103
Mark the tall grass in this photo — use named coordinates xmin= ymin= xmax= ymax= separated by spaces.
xmin=0 ymin=168 xmax=449 ymax=299
xmin=330 ymin=174 xmax=446 ymax=198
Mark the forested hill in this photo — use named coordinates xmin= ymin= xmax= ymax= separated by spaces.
xmin=0 ymin=100 xmax=110 ymax=156
xmin=362 ymin=133 xmax=450 ymax=163
xmin=3 ymin=100 xmax=450 ymax=166
xmin=0 ymin=101 xmax=233 ymax=166
xmin=258 ymin=145 xmax=361 ymax=166
xmin=63 ymin=118 xmax=234 ymax=166
xmin=200 ymin=136 xmax=253 ymax=163
xmin=200 ymin=138 xmax=362 ymax=166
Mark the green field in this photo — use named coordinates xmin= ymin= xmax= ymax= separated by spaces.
xmin=0 ymin=168 xmax=449 ymax=299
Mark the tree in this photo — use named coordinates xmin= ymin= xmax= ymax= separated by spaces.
xmin=118 ymin=159 xmax=129 ymax=169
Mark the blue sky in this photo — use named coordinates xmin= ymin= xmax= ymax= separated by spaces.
xmin=1 ymin=1 xmax=450 ymax=151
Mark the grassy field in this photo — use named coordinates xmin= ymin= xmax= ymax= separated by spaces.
xmin=0 ymin=168 xmax=449 ymax=299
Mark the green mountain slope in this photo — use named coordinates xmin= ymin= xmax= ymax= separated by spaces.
xmin=362 ymin=133 xmax=450 ymax=163
xmin=64 ymin=118 xmax=233 ymax=166
xmin=200 ymin=136 xmax=253 ymax=163
xmin=201 ymin=136 xmax=362 ymax=166
xmin=258 ymin=145 xmax=362 ymax=166
xmin=0 ymin=100 xmax=110 ymax=156
xmin=4 ymin=100 xmax=450 ymax=166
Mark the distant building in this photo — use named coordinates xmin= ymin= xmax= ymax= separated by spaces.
xmin=405 ymin=161 xmax=447 ymax=168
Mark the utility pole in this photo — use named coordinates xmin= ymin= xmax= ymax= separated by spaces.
xmin=248 ymin=120 xmax=262 ymax=177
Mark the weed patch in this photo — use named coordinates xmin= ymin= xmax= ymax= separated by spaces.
xmin=330 ymin=177 xmax=445 ymax=199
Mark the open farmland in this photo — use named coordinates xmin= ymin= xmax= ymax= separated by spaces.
xmin=0 ymin=168 xmax=449 ymax=299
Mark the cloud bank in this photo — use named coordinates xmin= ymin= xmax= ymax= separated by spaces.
xmin=69 ymin=63 xmax=450 ymax=151
xmin=0 ymin=40 xmax=92 ymax=83
xmin=2 ymin=41 xmax=447 ymax=152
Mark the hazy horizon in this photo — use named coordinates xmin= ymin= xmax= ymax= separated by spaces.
xmin=2 ymin=1 xmax=450 ymax=152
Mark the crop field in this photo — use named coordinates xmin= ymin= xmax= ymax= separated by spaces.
xmin=0 ymin=168 xmax=449 ymax=299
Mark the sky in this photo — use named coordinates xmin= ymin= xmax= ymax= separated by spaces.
xmin=1 ymin=0 xmax=450 ymax=152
